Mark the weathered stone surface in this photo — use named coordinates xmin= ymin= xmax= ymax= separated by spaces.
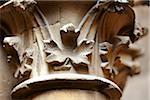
xmin=0 ymin=0 xmax=149 ymax=100
xmin=32 ymin=90 xmax=106 ymax=100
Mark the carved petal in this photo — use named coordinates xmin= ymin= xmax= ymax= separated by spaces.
xmin=46 ymin=51 xmax=66 ymax=64
xmin=70 ymin=55 xmax=89 ymax=65
xmin=60 ymin=23 xmax=79 ymax=49
xmin=74 ymin=40 xmax=94 ymax=56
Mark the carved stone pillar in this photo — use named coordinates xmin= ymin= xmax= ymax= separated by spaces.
xmin=0 ymin=0 xmax=148 ymax=100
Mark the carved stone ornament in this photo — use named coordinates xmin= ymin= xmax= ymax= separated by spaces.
xmin=43 ymin=23 xmax=94 ymax=71
xmin=0 ymin=0 xmax=148 ymax=100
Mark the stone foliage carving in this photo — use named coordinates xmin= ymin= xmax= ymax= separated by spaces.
xmin=0 ymin=0 xmax=148 ymax=93
xmin=0 ymin=0 xmax=37 ymax=78
xmin=44 ymin=23 xmax=94 ymax=71
xmin=3 ymin=36 xmax=33 ymax=78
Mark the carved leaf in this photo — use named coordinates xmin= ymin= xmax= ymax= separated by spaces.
xmin=3 ymin=36 xmax=34 ymax=78
xmin=44 ymin=23 xmax=94 ymax=71
xmin=99 ymin=39 xmax=141 ymax=79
